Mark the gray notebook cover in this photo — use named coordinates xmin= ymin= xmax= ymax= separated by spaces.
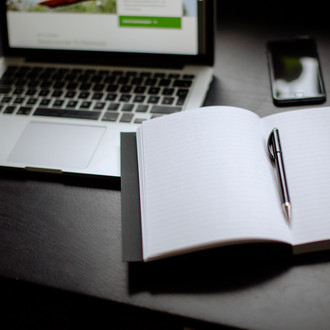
xmin=120 ymin=132 xmax=143 ymax=262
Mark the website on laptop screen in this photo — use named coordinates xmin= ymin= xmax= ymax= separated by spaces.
xmin=6 ymin=0 xmax=199 ymax=55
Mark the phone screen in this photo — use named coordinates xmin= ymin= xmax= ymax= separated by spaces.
xmin=267 ymin=37 xmax=326 ymax=106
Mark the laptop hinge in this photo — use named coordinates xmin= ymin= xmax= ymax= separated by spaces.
xmin=25 ymin=55 xmax=185 ymax=70
xmin=25 ymin=167 xmax=63 ymax=175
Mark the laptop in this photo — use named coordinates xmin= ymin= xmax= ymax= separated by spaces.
xmin=0 ymin=0 xmax=214 ymax=178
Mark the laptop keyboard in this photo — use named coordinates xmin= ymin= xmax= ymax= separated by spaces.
xmin=0 ymin=65 xmax=194 ymax=124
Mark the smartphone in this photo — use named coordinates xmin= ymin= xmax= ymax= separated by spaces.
xmin=267 ymin=36 xmax=326 ymax=106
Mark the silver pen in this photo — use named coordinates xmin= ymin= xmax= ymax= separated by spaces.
xmin=267 ymin=128 xmax=292 ymax=221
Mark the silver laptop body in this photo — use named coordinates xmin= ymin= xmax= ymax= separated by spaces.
xmin=0 ymin=0 xmax=214 ymax=178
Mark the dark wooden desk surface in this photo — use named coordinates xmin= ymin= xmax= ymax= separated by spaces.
xmin=1 ymin=4 xmax=330 ymax=330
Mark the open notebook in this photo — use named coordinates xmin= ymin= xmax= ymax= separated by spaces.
xmin=0 ymin=0 xmax=214 ymax=178
xmin=122 ymin=106 xmax=330 ymax=262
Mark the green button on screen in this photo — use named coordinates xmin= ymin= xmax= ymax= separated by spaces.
xmin=119 ymin=16 xmax=181 ymax=29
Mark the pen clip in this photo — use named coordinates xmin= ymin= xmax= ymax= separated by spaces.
xmin=267 ymin=128 xmax=276 ymax=163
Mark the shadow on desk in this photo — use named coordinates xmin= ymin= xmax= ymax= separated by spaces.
xmin=128 ymin=244 xmax=330 ymax=294
xmin=0 ymin=167 xmax=121 ymax=190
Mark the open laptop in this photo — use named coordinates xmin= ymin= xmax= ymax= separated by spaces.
xmin=0 ymin=0 xmax=214 ymax=178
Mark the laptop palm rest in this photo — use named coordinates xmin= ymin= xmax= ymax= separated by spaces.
xmin=8 ymin=122 xmax=106 ymax=170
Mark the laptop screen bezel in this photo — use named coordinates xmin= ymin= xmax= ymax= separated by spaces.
xmin=0 ymin=0 xmax=214 ymax=68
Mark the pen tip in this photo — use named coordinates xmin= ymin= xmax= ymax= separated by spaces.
xmin=282 ymin=202 xmax=292 ymax=222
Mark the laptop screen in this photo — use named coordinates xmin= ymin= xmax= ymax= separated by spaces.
xmin=4 ymin=0 xmax=211 ymax=59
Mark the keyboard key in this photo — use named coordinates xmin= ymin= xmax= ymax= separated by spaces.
xmin=1 ymin=96 xmax=11 ymax=103
xmin=39 ymin=89 xmax=50 ymax=97
xmin=72 ymin=68 xmax=83 ymax=74
xmin=106 ymin=93 xmax=117 ymax=101
xmin=119 ymin=94 xmax=131 ymax=102
xmin=162 ymin=97 xmax=174 ymax=105
xmin=0 ymin=79 xmax=14 ymax=86
xmin=133 ymin=95 xmax=145 ymax=103
xmin=27 ymin=80 xmax=39 ymax=87
xmin=169 ymin=73 xmax=180 ymax=79
xmin=122 ymin=104 xmax=134 ymax=112
xmin=183 ymin=74 xmax=195 ymax=79
xmin=162 ymin=88 xmax=174 ymax=96
xmin=134 ymin=86 xmax=146 ymax=94
xmin=93 ymin=83 xmax=104 ymax=91
xmin=13 ymin=88 xmax=24 ymax=95
xmin=108 ymin=103 xmax=120 ymax=110
xmin=52 ymin=99 xmax=64 ymax=107
xmin=78 ymin=74 xmax=89 ymax=82
xmin=85 ymin=69 xmax=96 ymax=75
xmin=106 ymin=85 xmax=118 ymax=92
xmin=140 ymin=72 xmax=151 ymax=77
xmin=136 ymin=105 xmax=149 ymax=112
xmin=94 ymin=102 xmax=105 ymax=110
xmin=78 ymin=92 xmax=90 ymax=99
xmin=65 ymin=91 xmax=76 ymax=98
xmin=34 ymin=107 xmax=101 ymax=120
xmin=177 ymin=88 xmax=189 ymax=96
xmin=120 ymin=113 xmax=134 ymax=123
xmin=154 ymin=73 xmax=165 ymax=78
xmin=58 ymin=68 xmax=69 ymax=74
xmin=52 ymin=90 xmax=63 ymax=97
xmin=148 ymin=96 xmax=160 ymax=104
xmin=13 ymin=97 xmax=24 ymax=104
xmin=44 ymin=67 xmax=56 ymax=74
xmin=39 ymin=72 xmax=50 ymax=80
xmin=91 ymin=75 xmax=103 ymax=83
xmin=53 ymin=82 xmax=65 ymax=89
xmin=66 ymin=100 xmax=78 ymax=108
xmin=132 ymin=78 xmax=143 ymax=85
xmin=40 ymin=99 xmax=51 ymax=106
xmin=17 ymin=66 xmax=29 ymax=74
xmin=148 ymin=87 xmax=160 ymax=95
xmin=126 ymin=71 xmax=138 ymax=77
xmin=0 ymin=87 xmax=11 ymax=94
xmin=104 ymin=76 xmax=116 ymax=84
xmin=159 ymin=79 xmax=171 ymax=87
xmin=177 ymin=96 xmax=187 ymax=106
xmin=4 ymin=106 xmax=16 ymax=114
xmin=15 ymin=80 xmax=26 ymax=87
xmin=99 ymin=70 xmax=110 ymax=75
xmin=102 ymin=111 xmax=119 ymax=122
xmin=120 ymin=85 xmax=132 ymax=93
xmin=150 ymin=105 xmax=182 ymax=114
xmin=53 ymin=76 xmax=65 ymax=84
xmin=17 ymin=106 xmax=32 ymax=115
xmin=26 ymin=89 xmax=37 ymax=96
xmin=173 ymin=80 xmax=192 ymax=88
xmin=118 ymin=77 xmax=129 ymax=84
xmin=80 ymin=101 xmax=92 ymax=109
xmin=80 ymin=83 xmax=91 ymax=90
xmin=145 ymin=78 xmax=157 ymax=86
xmin=134 ymin=118 xmax=146 ymax=124
xmin=92 ymin=92 xmax=103 ymax=100
xmin=151 ymin=114 xmax=163 ymax=119
xmin=67 ymin=82 xmax=78 ymax=90
xmin=41 ymin=81 xmax=52 ymax=88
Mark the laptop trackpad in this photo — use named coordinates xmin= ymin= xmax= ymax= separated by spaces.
xmin=8 ymin=122 xmax=106 ymax=170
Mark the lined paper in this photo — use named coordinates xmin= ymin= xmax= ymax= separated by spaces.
xmin=262 ymin=107 xmax=330 ymax=251
xmin=137 ymin=106 xmax=292 ymax=261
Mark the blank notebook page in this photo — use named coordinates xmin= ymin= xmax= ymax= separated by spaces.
xmin=262 ymin=107 xmax=330 ymax=249
xmin=137 ymin=106 xmax=292 ymax=261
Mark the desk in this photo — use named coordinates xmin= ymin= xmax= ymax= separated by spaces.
xmin=1 ymin=5 xmax=330 ymax=330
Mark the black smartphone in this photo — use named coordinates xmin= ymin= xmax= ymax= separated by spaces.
xmin=267 ymin=36 xmax=326 ymax=106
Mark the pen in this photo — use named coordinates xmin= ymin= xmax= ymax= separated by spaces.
xmin=267 ymin=128 xmax=292 ymax=221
